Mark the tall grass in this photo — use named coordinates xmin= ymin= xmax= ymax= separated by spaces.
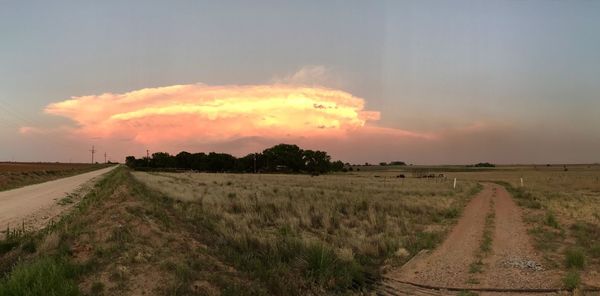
xmin=134 ymin=171 xmax=479 ymax=294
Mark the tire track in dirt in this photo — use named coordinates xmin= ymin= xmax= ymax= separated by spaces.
xmin=385 ymin=183 xmax=494 ymax=287
xmin=479 ymin=184 xmax=562 ymax=289
xmin=382 ymin=183 xmax=563 ymax=294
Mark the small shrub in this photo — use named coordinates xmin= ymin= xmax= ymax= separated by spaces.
xmin=544 ymin=212 xmax=560 ymax=229
xmin=304 ymin=244 xmax=338 ymax=285
xmin=562 ymin=270 xmax=580 ymax=290
xmin=469 ymin=260 xmax=483 ymax=273
xmin=442 ymin=207 xmax=460 ymax=219
xmin=565 ymin=248 xmax=585 ymax=269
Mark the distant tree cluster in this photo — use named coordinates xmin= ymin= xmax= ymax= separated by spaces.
xmin=379 ymin=161 xmax=407 ymax=166
xmin=125 ymin=144 xmax=346 ymax=174
xmin=467 ymin=162 xmax=496 ymax=168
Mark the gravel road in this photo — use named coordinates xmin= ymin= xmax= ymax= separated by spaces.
xmin=0 ymin=165 xmax=116 ymax=233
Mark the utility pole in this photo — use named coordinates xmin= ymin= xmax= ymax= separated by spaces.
xmin=253 ymin=153 xmax=257 ymax=173
xmin=104 ymin=152 xmax=107 ymax=164
xmin=146 ymin=149 xmax=150 ymax=167
xmin=89 ymin=146 xmax=96 ymax=164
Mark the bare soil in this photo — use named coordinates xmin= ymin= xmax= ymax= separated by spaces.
xmin=384 ymin=183 xmax=563 ymax=293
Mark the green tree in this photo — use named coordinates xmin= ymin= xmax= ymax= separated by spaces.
xmin=175 ymin=151 xmax=193 ymax=169
xmin=151 ymin=152 xmax=175 ymax=168
xmin=262 ymin=144 xmax=305 ymax=172
xmin=303 ymin=150 xmax=331 ymax=174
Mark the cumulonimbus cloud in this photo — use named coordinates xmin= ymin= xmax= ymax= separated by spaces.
xmin=39 ymin=83 xmax=430 ymax=145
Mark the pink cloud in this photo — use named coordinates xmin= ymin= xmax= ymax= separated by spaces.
xmin=20 ymin=83 xmax=598 ymax=164
xmin=42 ymin=83 xmax=429 ymax=147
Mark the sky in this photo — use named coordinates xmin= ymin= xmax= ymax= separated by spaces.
xmin=1 ymin=0 xmax=599 ymax=164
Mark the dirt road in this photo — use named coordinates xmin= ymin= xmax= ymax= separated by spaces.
xmin=0 ymin=165 xmax=116 ymax=234
xmin=383 ymin=183 xmax=563 ymax=294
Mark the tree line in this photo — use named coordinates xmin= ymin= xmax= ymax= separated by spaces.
xmin=125 ymin=144 xmax=346 ymax=174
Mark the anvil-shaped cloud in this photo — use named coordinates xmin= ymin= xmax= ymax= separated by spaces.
xmin=42 ymin=84 xmax=430 ymax=146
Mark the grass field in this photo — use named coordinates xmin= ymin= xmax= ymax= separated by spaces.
xmin=132 ymin=171 xmax=480 ymax=293
xmin=0 ymin=167 xmax=479 ymax=295
xmin=1 ymin=164 xmax=598 ymax=294
xmin=0 ymin=162 xmax=110 ymax=192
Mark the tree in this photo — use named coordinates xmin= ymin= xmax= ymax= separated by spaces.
xmin=206 ymin=152 xmax=236 ymax=172
xmin=190 ymin=153 xmax=207 ymax=171
xmin=123 ymin=143 xmax=347 ymax=174
xmin=303 ymin=150 xmax=331 ymax=174
xmin=125 ymin=156 xmax=137 ymax=168
xmin=331 ymin=160 xmax=345 ymax=172
xmin=151 ymin=152 xmax=176 ymax=168
xmin=262 ymin=144 xmax=305 ymax=172
xmin=175 ymin=151 xmax=193 ymax=169
xmin=236 ymin=153 xmax=262 ymax=173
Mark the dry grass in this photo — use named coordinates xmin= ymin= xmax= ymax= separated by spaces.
xmin=133 ymin=170 xmax=480 ymax=294
xmin=1 ymin=167 xmax=261 ymax=296
xmin=451 ymin=166 xmax=600 ymax=223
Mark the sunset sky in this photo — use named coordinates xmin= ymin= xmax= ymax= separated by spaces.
xmin=1 ymin=1 xmax=599 ymax=164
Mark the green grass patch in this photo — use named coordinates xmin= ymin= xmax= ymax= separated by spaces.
xmin=528 ymin=225 xmax=564 ymax=252
xmin=544 ymin=212 xmax=560 ymax=229
xmin=469 ymin=260 xmax=483 ymax=273
xmin=562 ymin=270 xmax=580 ymax=290
xmin=570 ymin=222 xmax=600 ymax=258
xmin=0 ymin=256 xmax=79 ymax=296
xmin=480 ymin=201 xmax=495 ymax=254
xmin=565 ymin=248 xmax=585 ymax=269
xmin=495 ymin=182 xmax=542 ymax=209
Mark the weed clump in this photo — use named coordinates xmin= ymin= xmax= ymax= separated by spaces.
xmin=562 ymin=270 xmax=580 ymax=290
xmin=565 ymin=248 xmax=585 ymax=269
xmin=544 ymin=212 xmax=560 ymax=229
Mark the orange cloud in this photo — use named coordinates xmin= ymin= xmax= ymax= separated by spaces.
xmin=43 ymin=84 xmax=412 ymax=145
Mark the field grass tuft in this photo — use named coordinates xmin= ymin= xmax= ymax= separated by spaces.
xmin=0 ymin=256 xmax=79 ymax=296
xmin=565 ymin=248 xmax=585 ymax=269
